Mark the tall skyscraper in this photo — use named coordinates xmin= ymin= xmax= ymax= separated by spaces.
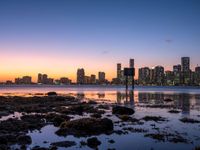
xmin=117 ymin=63 xmax=121 ymax=79
xmin=181 ymin=57 xmax=190 ymax=72
xmin=129 ymin=59 xmax=134 ymax=68
xmin=98 ymin=72 xmax=105 ymax=84
xmin=138 ymin=67 xmax=150 ymax=85
xmin=77 ymin=68 xmax=85 ymax=84
xmin=37 ymin=73 xmax=42 ymax=83
xmin=154 ymin=66 xmax=164 ymax=85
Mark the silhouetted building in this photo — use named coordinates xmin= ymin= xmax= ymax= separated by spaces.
xmin=77 ymin=68 xmax=85 ymax=84
xmin=60 ymin=77 xmax=71 ymax=85
xmin=37 ymin=73 xmax=53 ymax=84
xmin=84 ymin=76 xmax=91 ymax=84
xmin=90 ymin=74 xmax=96 ymax=84
xmin=138 ymin=67 xmax=150 ymax=85
xmin=154 ymin=66 xmax=164 ymax=85
xmin=195 ymin=66 xmax=200 ymax=85
xmin=165 ymin=71 xmax=174 ymax=85
xmin=98 ymin=72 xmax=105 ymax=84
xmin=15 ymin=76 xmax=32 ymax=84
xmin=181 ymin=57 xmax=190 ymax=72
xmin=129 ymin=59 xmax=134 ymax=68
xmin=173 ymin=65 xmax=182 ymax=85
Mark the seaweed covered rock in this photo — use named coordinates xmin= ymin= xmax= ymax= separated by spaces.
xmin=112 ymin=106 xmax=134 ymax=115
xmin=56 ymin=118 xmax=113 ymax=137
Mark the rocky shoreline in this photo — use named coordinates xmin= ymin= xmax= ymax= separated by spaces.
xmin=0 ymin=92 xmax=200 ymax=150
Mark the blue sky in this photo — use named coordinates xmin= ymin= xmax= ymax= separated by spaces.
xmin=0 ymin=0 xmax=200 ymax=81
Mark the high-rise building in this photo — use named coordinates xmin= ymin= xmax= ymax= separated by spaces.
xmin=173 ymin=64 xmax=182 ymax=85
xmin=173 ymin=64 xmax=181 ymax=74
xmin=149 ymin=68 xmax=155 ymax=84
xmin=98 ymin=72 xmax=105 ymax=84
xmin=154 ymin=66 xmax=164 ymax=85
xmin=181 ymin=57 xmax=190 ymax=72
xmin=195 ymin=66 xmax=200 ymax=85
xmin=117 ymin=63 xmax=121 ymax=79
xmin=195 ymin=66 xmax=200 ymax=74
xmin=84 ymin=76 xmax=91 ymax=84
xmin=60 ymin=77 xmax=71 ymax=85
xmin=77 ymin=68 xmax=85 ymax=84
xmin=138 ymin=67 xmax=150 ymax=85
xmin=129 ymin=59 xmax=134 ymax=68
xmin=15 ymin=76 xmax=32 ymax=84
xmin=165 ymin=71 xmax=174 ymax=85
xmin=38 ymin=73 xmax=42 ymax=83
xmin=90 ymin=74 xmax=96 ymax=84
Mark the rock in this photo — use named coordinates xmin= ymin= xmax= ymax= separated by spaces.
xmin=164 ymin=98 xmax=173 ymax=102
xmin=17 ymin=135 xmax=32 ymax=145
xmin=88 ymin=100 xmax=98 ymax=104
xmin=168 ymin=110 xmax=180 ymax=114
xmin=195 ymin=147 xmax=200 ymax=150
xmin=118 ymin=115 xmax=131 ymax=121
xmin=47 ymin=92 xmax=57 ymax=96
xmin=56 ymin=118 xmax=113 ymax=137
xmin=0 ymin=144 xmax=10 ymax=150
xmin=87 ymin=137 xmax=101 ymax=149
xmin=0 ymin=136 xmax=7 ymax=145
xmin=51 ymin=141 xmax=76 ymax=148
xmin=145 ymin=133 xmax=165 ymax=141
xmin=91 ymin=113 xmax=102 ymax=118
xmin=180 ymin=117 xmax=200 ymax=123
xmin=142 ymin=116 xmax=166 ymax=122
xmin=31 ymin=146 xmax=50 ymax=150
xmin=108 ymin=139 xmax=115 ymax=144
xmin=97 ymin=105 xmax=110 ymax=110
xmin=112 ymin=106 xmax=134 ymax=115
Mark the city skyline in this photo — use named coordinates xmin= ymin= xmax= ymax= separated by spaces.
xmin=0 ymin=0 xmax=200 ymax=82
xmin=1 ymin=57 xmax=200 ymax=86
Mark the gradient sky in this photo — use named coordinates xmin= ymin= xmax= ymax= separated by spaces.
xmin=0 ymin=0 xmax=200 ymax=82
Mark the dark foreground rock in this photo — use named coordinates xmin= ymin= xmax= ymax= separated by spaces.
xmin=51 ymin=141 xmax=76 ymax=148
xmin=17 ymin=135 xmax=32 ymax=145
xmin=142 ymin=116 xmax=166 ymax=122
xmin=87 ymin=137 xmax=101 ymax=149
xmin=47 ymin=92 xmax=57 ymax=96
xmin=180 ymin=117 xmax=200 ymax=123
xmin=56 ymin=118 xmax=113 ymax=137
xmin=112 ymin=106 xmax=134 ymax=115
xmin=168 ymin=110 xmax=180 ymax=114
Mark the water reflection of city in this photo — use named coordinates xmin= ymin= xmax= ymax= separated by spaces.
xmin=117 ymin=91 xmax=200 ymax=115
xmin=76 ymin=91 xmax=200 ymax=115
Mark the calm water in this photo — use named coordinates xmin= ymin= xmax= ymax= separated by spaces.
xmin=1 ymin=85 xmax=200 ymax=150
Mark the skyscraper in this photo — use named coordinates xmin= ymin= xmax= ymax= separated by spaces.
xmin=154 ymin=66 xmax=164 ymax=85
xmin=77 ymin=68 xmax=85 ymax=84
xmin=129 ymin=59 xmax=134 ymax=68
xmin=98 ymin=72 xmax=105 ymax=84
xmin=90 ymin=74 xmax=96 ymax=84
xmin=37 ymin=73 xmax=42 ymax=83
xmin=138 ymin=67 xmax=150 ymax=85
xmin=173 ymin=64 xmax=181 ymax=74
xmin=181 ymin=57 xmax=190 ymax=72
xmin=117 ymin=63 xmax=121 ymax=79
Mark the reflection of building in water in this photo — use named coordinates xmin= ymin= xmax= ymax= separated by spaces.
xmin=195 ymin=94 xmax=200 ymax=108
xmin=138 ymin=92 xmax=164 ymax=105
xmin=97 ymin=93 xmax=105 ymax=99
xmin=116 ymin=91 xmax=134 ymax=107
xmin=179 ymin=93 xmax=190 ymax=115
xmin=77 ymin=93 xmax=85 ymax=99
